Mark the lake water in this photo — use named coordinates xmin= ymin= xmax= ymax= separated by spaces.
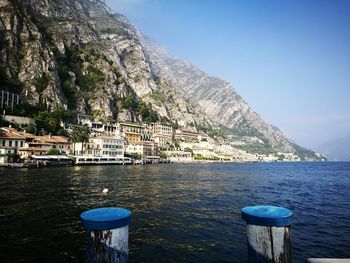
xmin=0 ymin=162 xmax=349 ymax=262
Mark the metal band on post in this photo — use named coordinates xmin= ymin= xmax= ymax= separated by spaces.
xmin=81 ymin=207 xmax=132 ymax=263
xmin=241 ymin=206 xmax=293 ymax=263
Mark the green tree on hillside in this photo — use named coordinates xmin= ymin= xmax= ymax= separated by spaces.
xmin=34 ymin=109 xmax=74 ymax=135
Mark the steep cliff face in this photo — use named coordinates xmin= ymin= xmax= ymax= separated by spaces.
xmin=0 ymin=0 xmax=65 ymax=108
xmin=0 ymin=0 xmax=208 ymax=126
xmin=0 ymin=0 xmax=321 ymax=158
xmin=142 ymin=36 xmax=295 ymax=152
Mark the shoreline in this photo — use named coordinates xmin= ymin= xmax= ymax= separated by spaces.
xmin=0 ymin=159 xmax=328 ymax=168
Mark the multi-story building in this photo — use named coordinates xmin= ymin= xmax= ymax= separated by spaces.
xmin=18 ymin=147 xmax=46 ymax=158
xmin=91 ymin=136 xmax=124 ymax=158
xmin=0 ymin=146 xmax=16 ymax=163
xmin=140 ymin=141 xmax=159 ymax=157
xmin=126 ymin=141 xmax=159 ymax=158
xmin=30 ymin=135 xmax=72 ymax=154
xmin=0 ymin=127 xmax=49 ymax=158
xmin=0 ymin=127 xmax=26 ymax=148
xmin=118 ymin=122 xmax=146 ymax=143
xmin=125 ymin=143 xmax=143 ymax=158
xmin=26 ymin=141 xmax=53 ymax=153
xmin=145 ymin=122 xmax=173 ymax=146
xmin=77 ymin=115 xmax=121 ymax=136
xmin=76 ymin=141 xmax=101 ymax=157
xmin=174 ymin=129 xmax=200 ymax=142
xmin=192 ymin=143 xmax=216 ymax=158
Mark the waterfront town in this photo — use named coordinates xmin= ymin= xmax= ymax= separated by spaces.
xmin=0 ymin=112 xmax=302 ymax=167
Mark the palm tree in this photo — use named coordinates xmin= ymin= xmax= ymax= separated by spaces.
xmin=69 ymin=125 xmax=90 ymax=155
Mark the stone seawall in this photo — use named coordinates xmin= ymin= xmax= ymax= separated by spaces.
xmin=1 ymin=115 xmax=35 ymax=126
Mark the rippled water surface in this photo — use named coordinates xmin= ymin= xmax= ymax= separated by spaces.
xmin=0 ymin=162 xmax=349 ymax=262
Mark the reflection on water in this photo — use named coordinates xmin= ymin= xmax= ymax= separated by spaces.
xmin=0 ymin=162 xmax=350 ymax=262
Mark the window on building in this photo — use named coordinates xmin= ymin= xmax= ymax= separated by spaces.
xmin=15 ymin=141 xmax=18 ymax=147
xmin=2 ymin=140 xmax=5 ymax=146
xmin=20 ymin=141 xmax=23 ymax=147
xmin=9 ymin=141 xmax=12 ymax=147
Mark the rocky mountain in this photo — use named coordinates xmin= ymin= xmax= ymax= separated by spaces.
xmin=142 ymin=36 xmax=295 ymax=152
xmin=0 ymin=0 xmax=208 ymax=126
xmin=0 ymin=0 xmax=321 ymax=159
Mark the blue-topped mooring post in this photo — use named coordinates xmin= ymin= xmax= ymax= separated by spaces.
xmin=81 ymin=207 xmax=132 ymax=263
xmin=241 ymin=206 xmax=293 ymax=263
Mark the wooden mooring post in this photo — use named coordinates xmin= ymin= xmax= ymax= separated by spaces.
xmin=241 ymin=206 xmax=293 ymax=263
xmin=81 ymin=207 xmax=132 ymax=263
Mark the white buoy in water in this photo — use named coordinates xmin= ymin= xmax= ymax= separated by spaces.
xmin=102 ymin=188 xmax=109 ymax=194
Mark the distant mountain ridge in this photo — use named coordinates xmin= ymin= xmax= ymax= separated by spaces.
xmin=316 ymin=133 xmax=350 ymax=161
xmin=142 ymin=36 xmax=295 ymax=152
xmin=0 ymin=0 xmax=322 ymax=160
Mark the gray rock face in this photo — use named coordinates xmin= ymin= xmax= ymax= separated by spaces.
xmin=142 ymin=36 xmax=294 ymax=152
xmin=0 ymin=0 xmax=206 ymax=126
xmin=0 ymin=0 xmax=321 ymax=158
xmin=0 ymin=0 xmax=65 ymax=108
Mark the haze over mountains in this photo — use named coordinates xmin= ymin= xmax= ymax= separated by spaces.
xmin=0 ymin=0 xmax=323 ymax=160
xmin=316 ymin=132 xmax=350 ymax=161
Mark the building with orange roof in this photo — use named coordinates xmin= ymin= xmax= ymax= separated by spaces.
xmin=18 ymin=147 xmax=46 ymax=158
xmin=0 ymin=127 xmax=26 ymax=149
xmin=16 ymin=131 xmax=36 ymax=140
xmin=0 ymin=126 xmax=72 ymax=158
xmin=31 ymin=135 xmax=72 ymax=154
xmin=26 ymin=141 xmax=53 ymax=152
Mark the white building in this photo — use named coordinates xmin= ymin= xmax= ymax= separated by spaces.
xmin=125 ymin=141 xmax=159 ymax=158
xmin=192 ymin=142 xmax=216 ymax=158
xmin=0 ymin=146 xmax=16 ymax=163
xmin=0 ymin=127 xmax=26 ymax=148
xmin=92 ymin=136 xmax=124 ymax=157
xmin=125 ymin=143 xmax=143 ymax=157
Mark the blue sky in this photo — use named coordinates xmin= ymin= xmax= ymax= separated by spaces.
xmin=105 ymin=0 xmax=350 ymax=149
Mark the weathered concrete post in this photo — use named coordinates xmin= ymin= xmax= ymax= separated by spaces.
xmin=241 ymin=205 xmax=293 ymax=263
xmin=81 ymin=207 xmax=132 ymax=263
